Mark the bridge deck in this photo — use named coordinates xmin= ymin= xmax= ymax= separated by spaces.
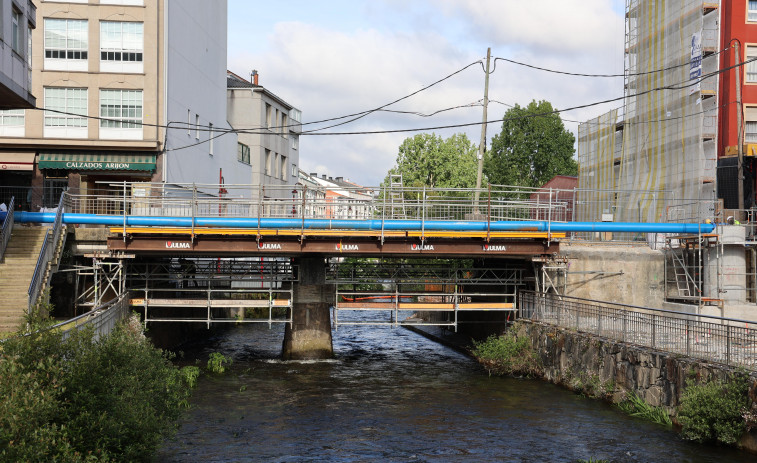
xmin=107 ymin=227 xmax=562 ymax=257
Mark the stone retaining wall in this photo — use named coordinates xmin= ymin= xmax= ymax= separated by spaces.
xmin=516 ymin=320 xmax=757 ymax=450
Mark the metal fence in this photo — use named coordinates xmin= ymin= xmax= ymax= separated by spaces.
xmin=518 ymin=291 xmax=757 ymax=371
xmin=28 ymin=192 xmax=66 ymax=310
xmin=57 ymin=182 xmax=717 ymax=233
xmin=0 ymin=196 xmax=14 ymax=262
xmin=51 ymin=294 xmax=131 ymax=341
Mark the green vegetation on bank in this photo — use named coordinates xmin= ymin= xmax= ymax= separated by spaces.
xmin=618 ymin=391 xmax=672 ymax=427
xmin=678 ymin=374 xmax=753 ymax=445
xmin=0 ymin=310 xmax=198 ymax=462
xmin=472 ymin=331 xmax=541 ymax=377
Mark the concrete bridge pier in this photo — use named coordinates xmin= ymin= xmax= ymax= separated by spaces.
xmin=282 ymin=256 xmax=334 ymax=360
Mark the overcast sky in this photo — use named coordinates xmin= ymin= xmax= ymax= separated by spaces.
xmin=227 ymin=0 xmax=627 ymax=186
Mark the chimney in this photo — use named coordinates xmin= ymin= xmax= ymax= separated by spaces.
xmin=322 ymin=174 xmax=327 ymax=179
xmin=335 ymin=177 xmax=343 ymax=182
xmin=251 ymin=69 xmax=258 ymax=86
xmin=310 ymin=172 xmax=318 ymax=177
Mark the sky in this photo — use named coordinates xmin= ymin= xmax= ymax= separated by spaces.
xmin=227 ymin=0 xmax=627 ymax=187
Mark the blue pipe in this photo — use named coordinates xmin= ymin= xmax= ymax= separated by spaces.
xmin=3 ymin=211 xmax=716 ymax=234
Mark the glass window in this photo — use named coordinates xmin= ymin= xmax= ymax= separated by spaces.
xmin=265 ymin=104 xmax=272 ymax=128
xmin=0 ymin=110 xmax=24 ymax=126
xmin=292 ymin=135 xmax=299 ymax=150
xmin=44 ymin=19 xmax=88 ymax=60
xmin=99 ymin=89 xmax=142 ymax=129
xmin=747 ymin=121 xmax=757 ymax=143
xmin=281 ymin=155 xmax=287 ymax=181
xmin=747 ymin=46 xmax=757 ymax=83
xmin=44 ymin=88 xmax=87 ymax=127
xmin=100 ymin=21 xmax=143 ymax=63
xmin=750 ymin=1 xmax=757 ymax=21
xmin=238 ymin=143 xmax=250 ymax=164
xmin=289 ymin=108 xmax=301 ymax=122
xmin=265 ymin=149 xmax=271 ymax=175
xmin=12 ymin=9 xmax=22 ymax=54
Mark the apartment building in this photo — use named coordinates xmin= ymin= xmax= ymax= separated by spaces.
xmin=0 ymin=0 xmax=239 ymax=210
xmin=0 ymin=0 xmax=35 ymax=109
xmin=577 ymin=0 xmax=757 ymax=223
xmin=227 ymin=70 xmax=301 ymax=200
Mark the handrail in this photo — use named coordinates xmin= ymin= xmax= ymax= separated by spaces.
xmin=0 ymin=196 xmax=15 ymax=262
xmin=28 ymin=192 xmax=66 ymax=311
xmin=518 ymin=290 xmax=757 ymax=370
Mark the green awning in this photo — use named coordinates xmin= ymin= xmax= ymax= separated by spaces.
xmin=38 ymin=152 xmax=157 ymax=171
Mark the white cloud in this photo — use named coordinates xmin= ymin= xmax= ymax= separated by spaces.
xmin=227 ymin=1 xmax=627 ymax=186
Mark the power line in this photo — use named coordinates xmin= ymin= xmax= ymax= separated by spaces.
xmin=493 ymin=45 xmax=732 ymax=78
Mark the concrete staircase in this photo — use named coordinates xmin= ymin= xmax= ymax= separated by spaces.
xmin=0 ymin=226 xmax=48 ymax=333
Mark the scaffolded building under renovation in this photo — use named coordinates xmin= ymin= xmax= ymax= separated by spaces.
xmin=578 ymin=0 xmax=721 ymax=224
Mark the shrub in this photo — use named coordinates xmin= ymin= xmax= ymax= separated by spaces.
xmin=677 ymin=374 xmax=751 ymax=445
xmin=0 ymin=313 xmax=196 ymax=462
xmin=472 ymin=331 xmax=541 ymax=376
xmin=207 ymin=352 xmax=232 ymax=374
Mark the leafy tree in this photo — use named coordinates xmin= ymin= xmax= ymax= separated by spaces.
xmin=384 ymin=133 xmax=478 ymax=189
xmin=484 ymin=100 xmax=577 ymax=188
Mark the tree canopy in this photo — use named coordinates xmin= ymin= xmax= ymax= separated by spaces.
xmin=384 ymin=133 xmax=478 ymax=189
xmin=484 ymin=100 xmax=576 ymax=188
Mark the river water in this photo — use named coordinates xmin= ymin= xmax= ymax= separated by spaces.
xmin=157 ymin=322 xmax=753 ymax=463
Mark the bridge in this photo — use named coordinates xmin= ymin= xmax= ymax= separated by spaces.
xmin=0 ymin=182 xmax=715 ymax=359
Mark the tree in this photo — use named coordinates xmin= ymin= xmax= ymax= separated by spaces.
xmin=384 ymin=133 xmax=478 ymax=189
xmin=484 ymin=100 xmax=577 ymax=188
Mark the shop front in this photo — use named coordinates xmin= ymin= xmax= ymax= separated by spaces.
xmin=37 ymin=151 xmax=157 ymax=212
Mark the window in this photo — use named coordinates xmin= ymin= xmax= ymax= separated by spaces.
xmin=292 ymin=135 xmax=299 ymax=150
xmin=100 ymin=0 xmax=144 ymax=5
xmin=746 ymin=107 xmax=757 ymax=143
xmin=0 ymin=109 xmax=24 ymax=126
xmin=44 ymin=87 xmax=87 ymax=138
xmin=11 ymin=9 xmax=22 ymax=54
xmin=209 ymin=123 xmax=214 ymax=155
xmin=750 ymin=1 xmax=757 ymax=21
xmin=747 ymin=46 xmax=757 ymax=83
xmin=99 ymin=89 xmax=142 ymax=140
xmin=195 ymin=114 xmax=200 ymax=139
xmin=265 ymin=104 xmax=271 ymax=128
xmin=238 ymin=143 xmax=250 ymax=164
xmin=100 ymin=21 xmax=144 ymax=73
xmin=273 ymin=153 xmax=279 ymax=178
xmin=282 ymin=114 xmax=288 ymax=137
xmin=290 ymin=108 xmax=301 ymax=122
xmin=281 ymin=155 xmax=287 ymax=181
xmin=292 ymin=164 xmax=298 ymax=179
xmin=264 ymin=149 xmax=271 ymax=175
xmin=44 ymin=19 xmax=88 ymax=71
xmin=0 ymin=109 xmax=25 ymax=137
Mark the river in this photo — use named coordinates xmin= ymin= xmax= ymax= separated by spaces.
xmin=157 ymin=322 xmax=753 ymax=462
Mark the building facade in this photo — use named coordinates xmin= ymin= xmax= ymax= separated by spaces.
xmin=0 ymin=0 xmax=35 ymax=110
xmin=227 ymin=70 xmax=301 ymax=200
xmin=577 ymin=0 xmax=757 ymax=223
xmin=0 ymin=0 xmax=239 ymax=211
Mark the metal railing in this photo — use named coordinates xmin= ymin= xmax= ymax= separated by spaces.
xmin=28 ymin=192 xmax=66 ymax=311
xmin=56 ymin=182 xmax=717 ymax=237
xmin=0 ymin=196 xmax=15 ymax=262
xmin=51 ymin=294 xmax=130 ymax=341
xmin=519 ymin=291 xmax=757 ymax=370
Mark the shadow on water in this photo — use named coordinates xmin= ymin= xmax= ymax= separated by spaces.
xmin=158 ymin=322 xmax=754 ymax=463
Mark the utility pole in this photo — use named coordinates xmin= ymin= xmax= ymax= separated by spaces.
xmin=473 ymin=47 xmax=491 ymax=215
xmin=735 ymin=41 xmax=745 ymax=217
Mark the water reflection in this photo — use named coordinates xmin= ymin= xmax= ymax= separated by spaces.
xmin=158 ymin=323 xmax=753 ymax=463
